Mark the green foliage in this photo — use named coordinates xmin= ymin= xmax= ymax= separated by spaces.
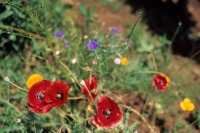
xmin=0 ymin=0 xmax=199 ymax=132
xmin=78 ymin=3 xmax=95 ymax=26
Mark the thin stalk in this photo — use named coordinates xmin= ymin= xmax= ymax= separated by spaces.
xmin=183 ymin=117 xmax=200 ymax=133
xmin=68 ymin=95 xmax=85 ymax=100
xmin=4 ymin=77 xmax=28 ymax=92
xmin=131 ymin=71 xmax=162 ymax=75
xmin=120 ymin=104 xmax=158 ymax=133
xmin=59 ymin=60 xmax=82 ymax=88
xmin=83 ymin=84 xmax=94 ymax=102
xmin=57 ymin=108 xmax=76 ymax=121
xmin=122 ymin=12 xmax=142 ymax=72
xmin=0 ymin=25 xmax=46 ymax=40
xmin=59 ymin=60 xmax=95 ymax=103
xmin=151 ymin=49 xmax=158 ymax=71
xmin=126 ymin=12 xmax=142 ymax=47
xmin=3 ymin=1 xmax=44 ymax=29
xmin=171 ymin=22 xmax=182 ymax=45
xmin=93 ymin=49 xmax=102 ymax=74
xmin=0 ymin=99 xmax=22 ymax=115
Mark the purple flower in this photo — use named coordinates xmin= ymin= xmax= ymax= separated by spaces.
xmin=87 ymin=40 xmax=99 ymax=50
xmin=110 ymin=27 xmax=119 ymax=35
xmin=64 ymin=41 xmax=70 ymax=48
xmin=54 ymin=30 xmax=64 ymax=39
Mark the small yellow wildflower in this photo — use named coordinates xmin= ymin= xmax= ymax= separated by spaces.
xmin=87 ymin=105 xmax=94 ymax=114
xmin=26 ymin=74 xmax=43 ymax=88
xmin=121 ymin=57 xmax=129 ymax=66
xmin=10 ymin=88 xmax=15 ymax=94
xmin=180 ymin=98 xmax=195 ymax=111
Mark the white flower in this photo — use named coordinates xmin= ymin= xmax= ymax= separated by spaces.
xmin=114 ymin=58 xmax=121 ymax=64
xmin=92 ymin=59 xmax=97 ymax=65
xmin=55 ymin=50 xmax=60 ymax=55
xmin=71 ymin=58 xmax=77 ymax=64
xmin=17 ymin=118 xmax=21 ymax=123
xmin=79 ymin=79 xmax=86 ymax=86
xmin=84 ymin=35 xmax=88 ymax=39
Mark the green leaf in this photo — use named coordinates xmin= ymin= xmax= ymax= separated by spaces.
xmin=87 ymin=6 xmax=94 ymax=18
xmin=12 ymin=44 xmax=19 ymax=51
xmin=78 ymin=3 xmax=87 ymax=17
xmin=158 ymin=34 xmax=171 ymax=46
xmin=55 ymin=4 xmax=72 ymax=14
xmin=0 ymin=6 xmax=13 ymax=20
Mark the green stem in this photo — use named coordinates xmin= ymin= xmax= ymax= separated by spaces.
xmin=0 ymin=99 xmax=22 ymax=115
xmin=151 ymin=49 xmax=158 ymax=71
xmin=4 ymin=1 xmax=44 ymax=29
xmin=59 ymin=60 xmax=82 ymax=88
xmin=93 ymin=49 xmax=102 ymax=75
xmin=4 ymin=77 xmax=28 ymax=92
xmin=131 ymin=71 xmax=163 ymax=75
xmin=183 ymin=117 xmax=200 ymax=133
xmin=171 ymin=22 xmax=182 ymax=45
xmin=0 ymin=25 xmax=46 ymax=40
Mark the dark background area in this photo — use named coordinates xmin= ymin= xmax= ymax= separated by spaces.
xmin=125 ymin=0 xmax=200 ymax=62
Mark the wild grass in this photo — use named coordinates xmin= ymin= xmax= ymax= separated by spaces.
xmin=0 ymin=0 xmax=199 ymax=133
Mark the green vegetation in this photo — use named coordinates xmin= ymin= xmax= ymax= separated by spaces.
xmin=0 ymin=0 xmax=199 ymax=132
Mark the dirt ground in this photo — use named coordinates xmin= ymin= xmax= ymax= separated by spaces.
xmin=68 ymin=0 xmax=200 ymax=132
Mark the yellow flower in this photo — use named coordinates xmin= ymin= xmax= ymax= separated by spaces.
xmin=10 ymin=88 xmax=15 ymax=94
xmin=121 ymin=57 xmax=129 ymax=66
xmin=87 ymin=105 xmax=94 ymax=114
xmin=26 ymin=74 xmax=43 ymax=88
xmin=180 ymin=98 xmax=195 ymax=111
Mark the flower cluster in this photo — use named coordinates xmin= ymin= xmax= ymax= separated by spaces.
xmin=26 ymin=74 xmax=123 ymax=128
xmin=92 ymin=96 xmax=123 ymax=128
xmin=27 ymin=74 xmax=70 ymax=114
xmin=81 ymin=76 xmax=98 ymax=102
xmin=152 ymin=74 xmax=170 ymax=92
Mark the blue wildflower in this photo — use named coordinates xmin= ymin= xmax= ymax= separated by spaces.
xmin=64 ymin=41 xmax=70 ymax=48
xmin=54 ymin=30 xmax=64 ymax=39
xmin=87 ymin=40 xmax=99 ymax=50
xmin=110 ymin=27 xmax=119 ymax=35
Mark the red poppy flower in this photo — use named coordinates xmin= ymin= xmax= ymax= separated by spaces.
xmin=152 ymin=74 xmax=170 ymax=92
xmin=28 ymin=80 xmax=53 ymax=114
xmin=81 ymin=76 xmax=98 ymax=101
xmin=81 ymin=76 xmax=98 ymax=95
xmin=91 ymin=96 xmax=123 ymax=128
xmin=45 ymin=81 xmax=70 ymax=108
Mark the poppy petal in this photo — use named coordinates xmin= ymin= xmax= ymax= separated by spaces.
xmin=82 ymin=76 xmax=98 ymax=95
xmin=28 ymin=103 xmax=53 ymax=114
xmin=92 ymin=96 xmax=123 ymax=128
xmin=45 ymin=81 xmax=70 ymax=108
xmin=28 ymin=80 xmax=52 ymax=107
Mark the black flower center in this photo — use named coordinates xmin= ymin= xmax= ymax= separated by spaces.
xmin=56 ymin=93 xmax=64 ymax=100
xmin=102 ymin=108 xmax=113 ymax=119
xmin=36 ymin=92 xmax=44 ymax=102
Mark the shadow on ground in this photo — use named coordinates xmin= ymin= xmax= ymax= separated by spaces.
xmin=125 ymin=0 xmax=200 ymax=63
